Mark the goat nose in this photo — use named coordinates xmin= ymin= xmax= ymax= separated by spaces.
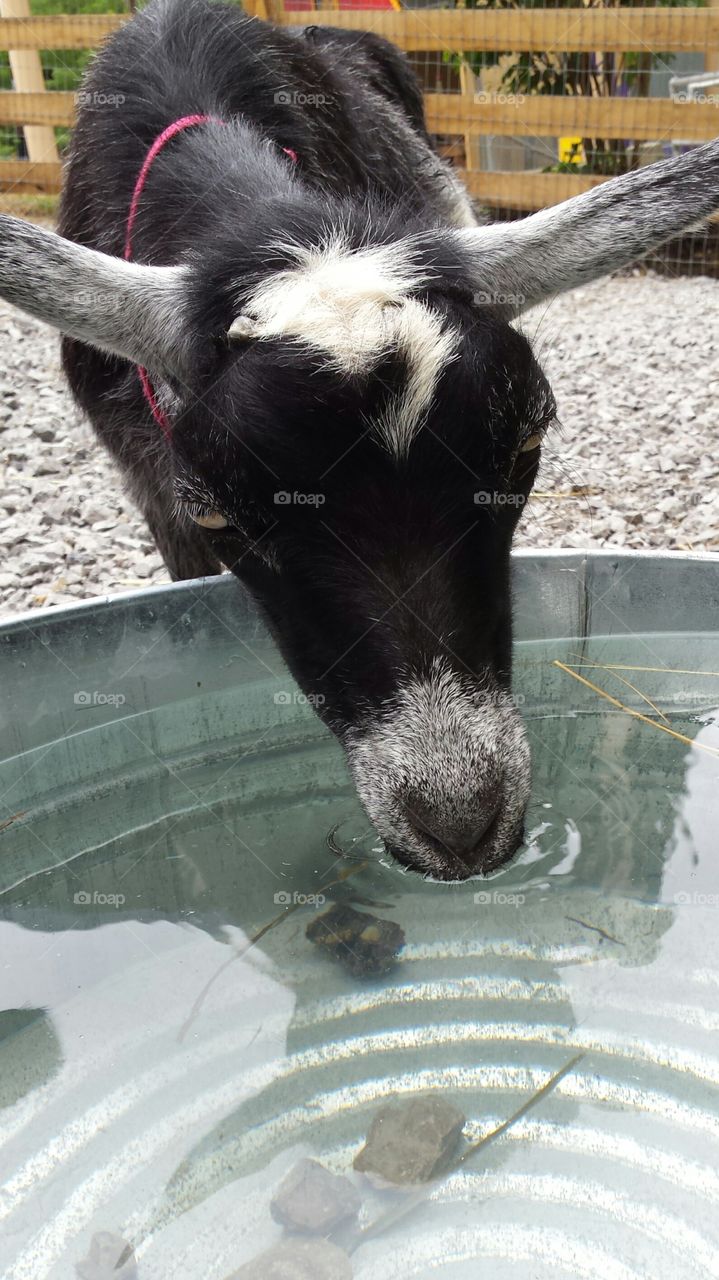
xmin=403 ymin=793 xmax=500 ymax=862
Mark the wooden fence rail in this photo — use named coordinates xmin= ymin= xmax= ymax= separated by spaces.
xmin=0 ymin=13 xmax=124 ymax=48
xmin=0 ymin=6 xmax=717 ymax=208
xmin=273 ymin=7 xmax=719 ymax=52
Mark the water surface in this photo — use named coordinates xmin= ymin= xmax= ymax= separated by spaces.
xmin=2 ymin=611 xmax=719 ymax=1278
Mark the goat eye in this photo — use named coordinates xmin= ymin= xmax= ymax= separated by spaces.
xmin=188 ymin=509 xmax=229 ymax=529
xmin=519 ymin=431 xmax=543 ymax=453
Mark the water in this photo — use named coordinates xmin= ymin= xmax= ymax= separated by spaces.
xmin=2 ymin=593 xmax=719 ymax=1277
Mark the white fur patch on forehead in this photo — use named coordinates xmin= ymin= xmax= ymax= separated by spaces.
xmin=372 ymin=297 xmax=458 ymax=459
xmin=243 ymin=236 xmax=458 ymax=457
xmin=244 ymin=236 xmax=424 ymax=371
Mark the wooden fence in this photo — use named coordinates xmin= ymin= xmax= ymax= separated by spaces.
xmin=1 ymin=4 xmax=718 ymax=211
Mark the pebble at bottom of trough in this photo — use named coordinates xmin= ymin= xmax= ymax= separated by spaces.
xmin=229 ymin=1237 xmax=353 ymax=1279
xmin=270 ymin=1157 xmax=361 ymax=1234
xmin=353 ymin=1094 xmax=467 ymax=1186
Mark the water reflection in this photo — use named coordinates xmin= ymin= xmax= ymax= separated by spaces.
xmin=0 ymin=1007 xmax=61 ymax=1110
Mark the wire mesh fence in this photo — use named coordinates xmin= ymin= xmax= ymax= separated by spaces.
xmin=0 ymin=0 xmax=717 ymax=272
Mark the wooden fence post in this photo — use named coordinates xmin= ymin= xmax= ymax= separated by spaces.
xmin=459 ymin=59 xmax=481 ymax=175
xmin=708 ymin=0 xmax=719 ymax=72
xmin=0 ymin=0 xmax=59 ymax=165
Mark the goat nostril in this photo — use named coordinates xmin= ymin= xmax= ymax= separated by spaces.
xmin=403 ymin=794 xmax=501 ymax=861
xmin=405 ymin=797 xmax=442 ymax=842
xmin=466 ymin=811 xmax=498 ymax=850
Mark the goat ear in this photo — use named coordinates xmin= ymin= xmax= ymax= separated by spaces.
xmin=454 ymin=137 xmax=719 ymax=316
xmin=0 ymin=214 xmax=190 ymax=377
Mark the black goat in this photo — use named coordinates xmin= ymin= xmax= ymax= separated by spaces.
xmin=1 ymin=0 xmax=718 ymax=880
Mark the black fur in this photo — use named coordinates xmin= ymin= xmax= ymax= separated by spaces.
xmin=56 ymin=0 xmax=552 ymax=876
xmin=59 ymin=0 xmax=486 ymax=580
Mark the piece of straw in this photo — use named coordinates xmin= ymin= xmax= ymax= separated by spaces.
xmin=178 ymin=859 xmax=370 ymax=1042
xmin=566 ymin=654 xmax=719 ymax=679
xmin=554 ymin=660 xmax=719 ymax=759
xmin=599 ymin=668 xmax=670 ymax=724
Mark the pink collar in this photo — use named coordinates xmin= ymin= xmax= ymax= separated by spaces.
xmin=125 ymin=115 xmax=298 ymax=442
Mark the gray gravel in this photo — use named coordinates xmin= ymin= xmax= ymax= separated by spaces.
xmin=516 ymin=273 xmax=719 ymax=555
xmin=0 ymin=305 xmax=167 ymax=617
xmin=0 ymin=272 xmax=717 ymax=619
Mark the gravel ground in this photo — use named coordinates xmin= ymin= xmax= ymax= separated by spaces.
xmin=0 ymin=272 xmax=717 ymax=619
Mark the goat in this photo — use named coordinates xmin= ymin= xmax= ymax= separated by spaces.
xmin=1 ymin=0 xmax=718 ymax=881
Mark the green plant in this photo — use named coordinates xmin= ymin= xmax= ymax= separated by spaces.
xmin=447 ymin=0 xmax=706 ymax=176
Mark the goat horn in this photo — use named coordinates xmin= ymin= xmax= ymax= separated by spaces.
xmin=452 ymin=136 xmax=719 ymax=317
xmin=228 ymin=314 xmax=259 ymax=342
xmin=0 ymin=215 xmax=190 ymax=378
